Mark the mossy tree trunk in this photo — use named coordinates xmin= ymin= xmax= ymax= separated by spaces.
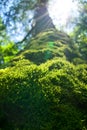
xmin=32 ymin=3 xmax=55 ymax=36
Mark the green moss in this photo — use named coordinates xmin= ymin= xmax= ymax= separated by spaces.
xmin=15 ymin=30 xmax=70 ymax=64
xmin=15 ymin=29 xmax=85 ymax=65
xmin=0 ymin=30 xmax=87 ymax=129
xmin=0 ymin=58 xmax=87 ymax=129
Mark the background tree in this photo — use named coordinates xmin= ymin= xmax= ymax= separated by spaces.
xmin=69 ymin=0 xmax=87 ymax=62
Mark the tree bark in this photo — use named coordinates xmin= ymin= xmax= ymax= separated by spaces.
xmin=32 ymin=3 xmax=55 ymax=35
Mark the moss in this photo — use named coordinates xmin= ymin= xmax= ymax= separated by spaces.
xmin=13 ymin=30 xmax=70 ymax=64
xmin=0 ymin=30 xmax=87 ymax=129
xmin=0 ymin=58 xmax=87 ymax=129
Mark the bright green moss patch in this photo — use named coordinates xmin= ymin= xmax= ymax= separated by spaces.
xmin=0 ymin=58 xmax=87 ymax=130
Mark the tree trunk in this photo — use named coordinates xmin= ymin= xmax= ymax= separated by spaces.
xmin=32 ymin=3 xmax=55 ymax=36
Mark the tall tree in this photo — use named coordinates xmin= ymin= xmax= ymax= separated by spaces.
xmin=0 ymin=0 xmax=55 ymax=43
xmin=32 ymin=0 xmax=55 ymax=35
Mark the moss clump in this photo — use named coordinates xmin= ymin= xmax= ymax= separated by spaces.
xmin=0 ymin=58 xmax=87 ymax=130
xmin=14 ymin=30 xmax=72 ymax=65
xmin=14 ymin=29 xmax=85 ymax=65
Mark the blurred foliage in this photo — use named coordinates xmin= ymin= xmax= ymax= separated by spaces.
xmin=0 ymin=18 xmax=18 ymax=68
xmin=70 ymin=0 xmax=87 ymax=61
xmin=0 ymin=0 xmax=50 ymax=41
